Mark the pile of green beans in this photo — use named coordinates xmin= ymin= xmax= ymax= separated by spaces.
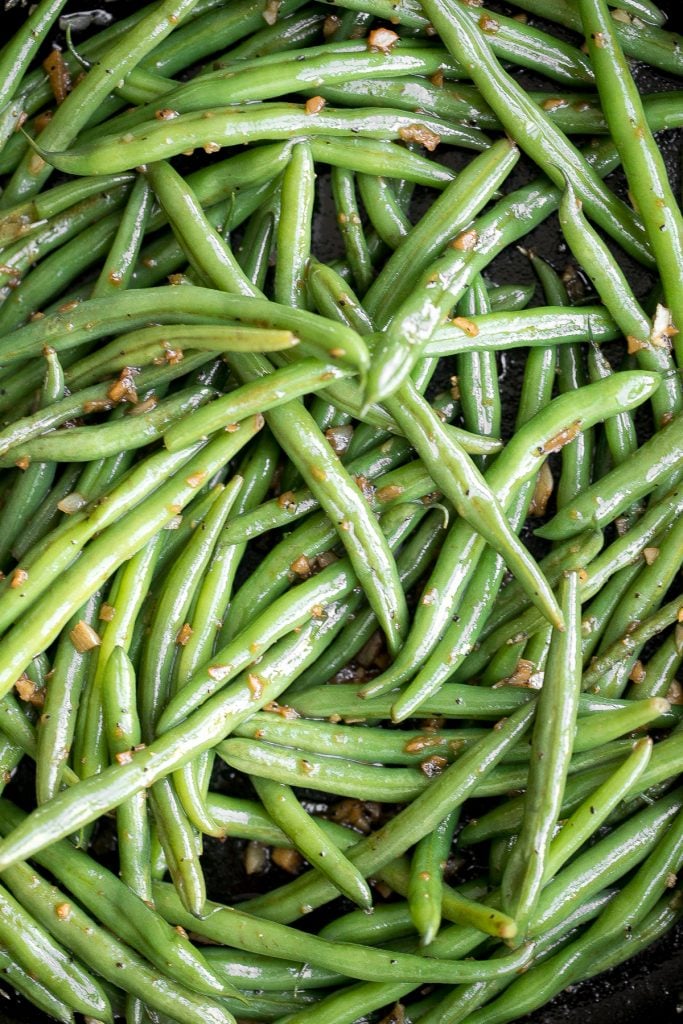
xmin=0 ymin=0 xmax=681 ymax=1021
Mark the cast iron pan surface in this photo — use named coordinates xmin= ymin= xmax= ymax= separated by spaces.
xmin=0 ymin=0 xmax=681 ymax=1021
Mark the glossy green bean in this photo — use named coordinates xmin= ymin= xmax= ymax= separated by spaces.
xmin=537 ymin=414 xmax=683 ymax=540
xmin=0 ymin=0 xmax=69 ymax=113
xmin=35 ymin=102 xmax=489 ymax=179
xmin=386 ymin=379 xmax=562 ymax=630
xmin=499 ymin=576 xmax=580 ymax=932
xmin=510 ymin=0 xmax=683 ymax=75
xmin=153 ymin=882 xmax=533 ymax=984
xmin=253 ymin=776 xmax=372 ymax=908
xmin=274 ymin=141 xmax=315 ymax=308
xmin=238 ymin=704 xmax=535 ymax=931
xmin=408 ymin=807 xmax=459 ymax=945
xmin=35 ymin=592 xmax=103 ymax=804
xmin=290 ymin=680 xmax=678 ymax=725
xmin=0 ymin=947 xmax=75 ymax=1024
xmin=0 ymin=857 xmax=237 ymax=1024
xmin=579 ymin=0 xmax=683 ymax=354
xmin=0 ymin=385 xmax=215 ymax=466
xmin=544 ymin=737 xmax=653 ymax=881
xmin=0 ymin=420 xmax=262 ymax=701
xmin=164 ymin=359 xmax=347 ymax=452
xmin=309 ymin=136 xmax=455 ymax=188
xmin=364 ymin=372 xmax=656 ymax=703
xmin=357 ymin=173 xmax=411 ymax=250
xmin=102 ymin=645 xmax=153 ymax=905
xmin=461 ymin=732 xmax=683 ymax=846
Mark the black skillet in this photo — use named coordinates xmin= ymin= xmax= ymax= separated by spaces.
xmin=0 ymin=0 xmax=681 ymax=1020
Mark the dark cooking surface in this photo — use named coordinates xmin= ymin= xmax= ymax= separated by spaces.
xmin=0 ymin=0 xmax=681 ymax=1021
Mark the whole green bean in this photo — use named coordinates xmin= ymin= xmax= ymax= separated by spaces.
xmin=252 ymin=776 xmax=372 ymax=909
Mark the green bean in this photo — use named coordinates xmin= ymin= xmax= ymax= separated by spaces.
xmin=307 ymin=79 xmax=613 ymax=135
xmin=510 ymin=0 xmax=682 ymax=75
xmin=579 ymin=0 xmax=683 ymax=354
xmin=537 ymin=413 xmax=683 ymax=541
xmin=219 ymin=737 xmax=435 ymax=801
xmin=0 ymin=385 xmax=215 ymax=466
xmin=0 ymin=347 xmax=62 ymax=563
xmin=146 ymin=159 xmax=259 ymax=298
xmin=425 ymin=306 xmax=620 ymax=357
xmin=486 ymin=283 xmax=535 ymax=312
xmin=137 ymin=0 xmax=310 ymax=78
xmin=139 ymin=481 xmax=244 ymax=738
xmin=408 ymin=807 xmax=459 ymax=945
xmin=417 ymin=892 xmax=616 ymax=1024
xmin=226 ymin=8 xmax=326 ymax=58
xmin=0 ymin=0 xmax=69 ymax=113
xmin=331 ymin=166 xmax=374 ymax=295
xmin=273 ymin=141 xmax=314 ymax=308
xmin=290 ymin=679 xmax=679 ymax=726
xmin=633 ymin=632 xmax=683 ymax=700
xmin=35 ymin=592 xmax=103 ymax=804
xmin=102 ymin=645 xmax=153 ymax=907
xmin=253 ymin=776 xmax=372 ymax=908
xmin=92 ymin=174 xmax=154 ymax=297
xmin=238 ymin=703 xmax=534 ymax=931
xmin=148 ymin=774 xmax=206 ymax=915
xmin=219 ymin=509 xmax=338 ymax=643
xmin=429 ymin=0 xmax=650 ymax=254
xmin=0 ymin=796 xmax=234 ymax=1000
xmin=35 ymin=101 xmax=490 ymax=180
xmin=174 ymin=430 xmax=279 ymax=684
xmin=0 ymin=420 xmax=262 ymax=702
xmin=0 ymin=604 xmax=350 ymax=869
xmin=502 ymin=573 xmax=581 ymax=932
xmin=461 ymin=732 xmax=683 ymax=847
xmin=544 ymin=737 xmax=653 ymax=881
xmin=455 ymin=276 xmax=499 ymax=469
xmin=364 ymin=372 xmax=656 ymax=703
xmin=0 ymin=857 xmax=237 ymax=1024
xmin=164 ymin=359 xmax=348 ymax=452
xmin=0 ymin=947 xmax=75 ymax=1024
xmin=291 ymin=505 xmax=446 ymax=690
xmin=155 ymin=881 xmax=535 ymax=985
xmin=309 ymin=136 xmax=456 ymax=188
xmin=588 ymin=343 xmax=639 ymax=473
xmin=357 ymin=173 xmax=412 ymax=250
xmin=559 ymin=180 xmax=681 ymax=423
xmin=7 ymin=462 xmax=82 ymax=562
xmin=385 ymin=379 xmax=561 ymax=629
xmin=466 ymin=810 xmax=683 ymax=1024
xmin=0 ymin=186 xmax=127 ymax=293
xmin=0 ymin=878 xmax=112 ymax=1019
